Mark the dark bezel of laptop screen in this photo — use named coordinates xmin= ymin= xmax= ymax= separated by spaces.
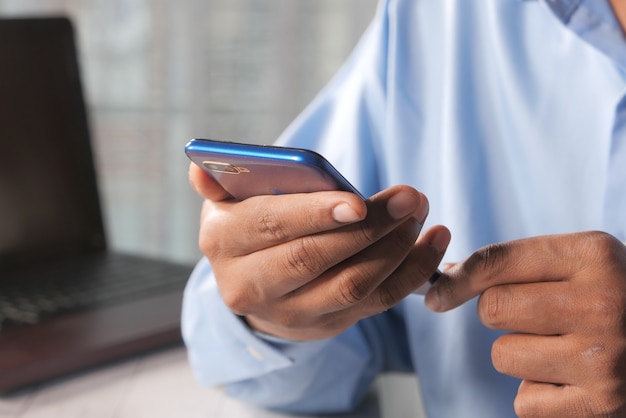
xmin=0 ymin=17 xmax=106 ymax=270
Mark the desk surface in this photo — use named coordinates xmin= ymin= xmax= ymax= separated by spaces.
xmin=0 ymin=345 xmax=425 ymax=418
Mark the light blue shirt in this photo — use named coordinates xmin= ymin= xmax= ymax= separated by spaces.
xmin=182 ymin=0 xmax=626 ymax=416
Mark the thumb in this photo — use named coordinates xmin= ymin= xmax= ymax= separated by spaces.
xmin=189 ymin=162 xmax=232 ymax=201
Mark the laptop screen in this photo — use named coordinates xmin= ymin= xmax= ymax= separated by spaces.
xmin=0 ymin=17 xmax=106 ymax=268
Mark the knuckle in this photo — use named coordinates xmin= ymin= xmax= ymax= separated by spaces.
xmin=465 ymin=242 xmax=511 ymax=282
xmin=198 ymin=232 xmax=217 ymax=258
xmin=389 ymin=219 xmax=420 ymax=253
xmin=334 ymin=272 xmax=372 ymax=307
xmin=219 ymin=284 xmax=257 ymax=316
xmin=199 ymin=227 xmax=227 ymax=260
xmin=352 ymin=220 xmax=379 ymax=247
xmin=254 ymin=209 xmax=288 ymax=243
xmin=478 ymin=287 xmax=511 ymax=329
xmin=376 ymin=286 xmax=403 ymax=310
xmin=585 ymin=230 xmax=620 ymax=249
xmin=282 ymin=236 xmax=327 ymax=277
xmin=579 ymin=340 xmax=611 ymax=370
xmin=580 ymin=231 xmax=625 ymax=264
xmin=568 ymin=233 xmax=626 ymax=334
xmin=579 ymin=342 xmax=626 ymax=394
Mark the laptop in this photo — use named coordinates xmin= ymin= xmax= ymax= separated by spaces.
xmin=0 ymin=16 xmax=194 ymax=392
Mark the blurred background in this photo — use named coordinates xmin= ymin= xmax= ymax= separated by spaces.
xmin=0 ymin=0 xmax=377 ymax=265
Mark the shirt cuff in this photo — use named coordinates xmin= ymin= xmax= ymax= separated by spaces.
xmin=181 ymin=258 xmax=330 ymax=386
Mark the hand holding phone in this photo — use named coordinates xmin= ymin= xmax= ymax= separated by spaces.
xmin=186 ymin=138 xmax=441 ymax=291
xmin=187 ymin=138 xmax=449 ymax=339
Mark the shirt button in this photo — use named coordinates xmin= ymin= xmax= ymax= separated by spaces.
xmin=246 ymin=345 xmax=264 ymax=361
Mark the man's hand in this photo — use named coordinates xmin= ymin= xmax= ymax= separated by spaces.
xmin=426 ymin=232 xmax=626 ymax=417
xmin=190 ymin=163 xmax=450 ymax=341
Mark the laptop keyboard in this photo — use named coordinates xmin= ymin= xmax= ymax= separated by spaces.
xmin=0 ymin=254 xmax=193 ymax=331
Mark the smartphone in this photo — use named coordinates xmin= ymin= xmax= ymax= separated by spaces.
xmin=184 ymin=138 xmax=365 ymax=200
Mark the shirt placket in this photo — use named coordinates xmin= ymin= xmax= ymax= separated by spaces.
xmin=603 ymin=94 xmax=626 ymax=241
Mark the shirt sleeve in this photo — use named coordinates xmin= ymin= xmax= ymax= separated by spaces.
xmin=181 ymin=258 xmax=412 ymax=415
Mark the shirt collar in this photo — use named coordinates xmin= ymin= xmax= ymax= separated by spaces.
xmin=541 ymin=0 xmax=626 ymax=71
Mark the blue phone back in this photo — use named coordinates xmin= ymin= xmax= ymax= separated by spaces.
xmin=185 ymin=139 xmax=363 ymax=200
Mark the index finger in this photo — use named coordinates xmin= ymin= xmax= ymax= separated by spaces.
xmin=424 ymin=233 xmax=595 ymax=312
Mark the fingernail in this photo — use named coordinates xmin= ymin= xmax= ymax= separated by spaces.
xmin=387 ymin=191 xmax=421 ymax=220
xmin=333 ymin=203 xmax=361 ymax=223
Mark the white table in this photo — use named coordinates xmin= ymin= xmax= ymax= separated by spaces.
xmin=0 ymin=345 xmax=426 ymax=418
